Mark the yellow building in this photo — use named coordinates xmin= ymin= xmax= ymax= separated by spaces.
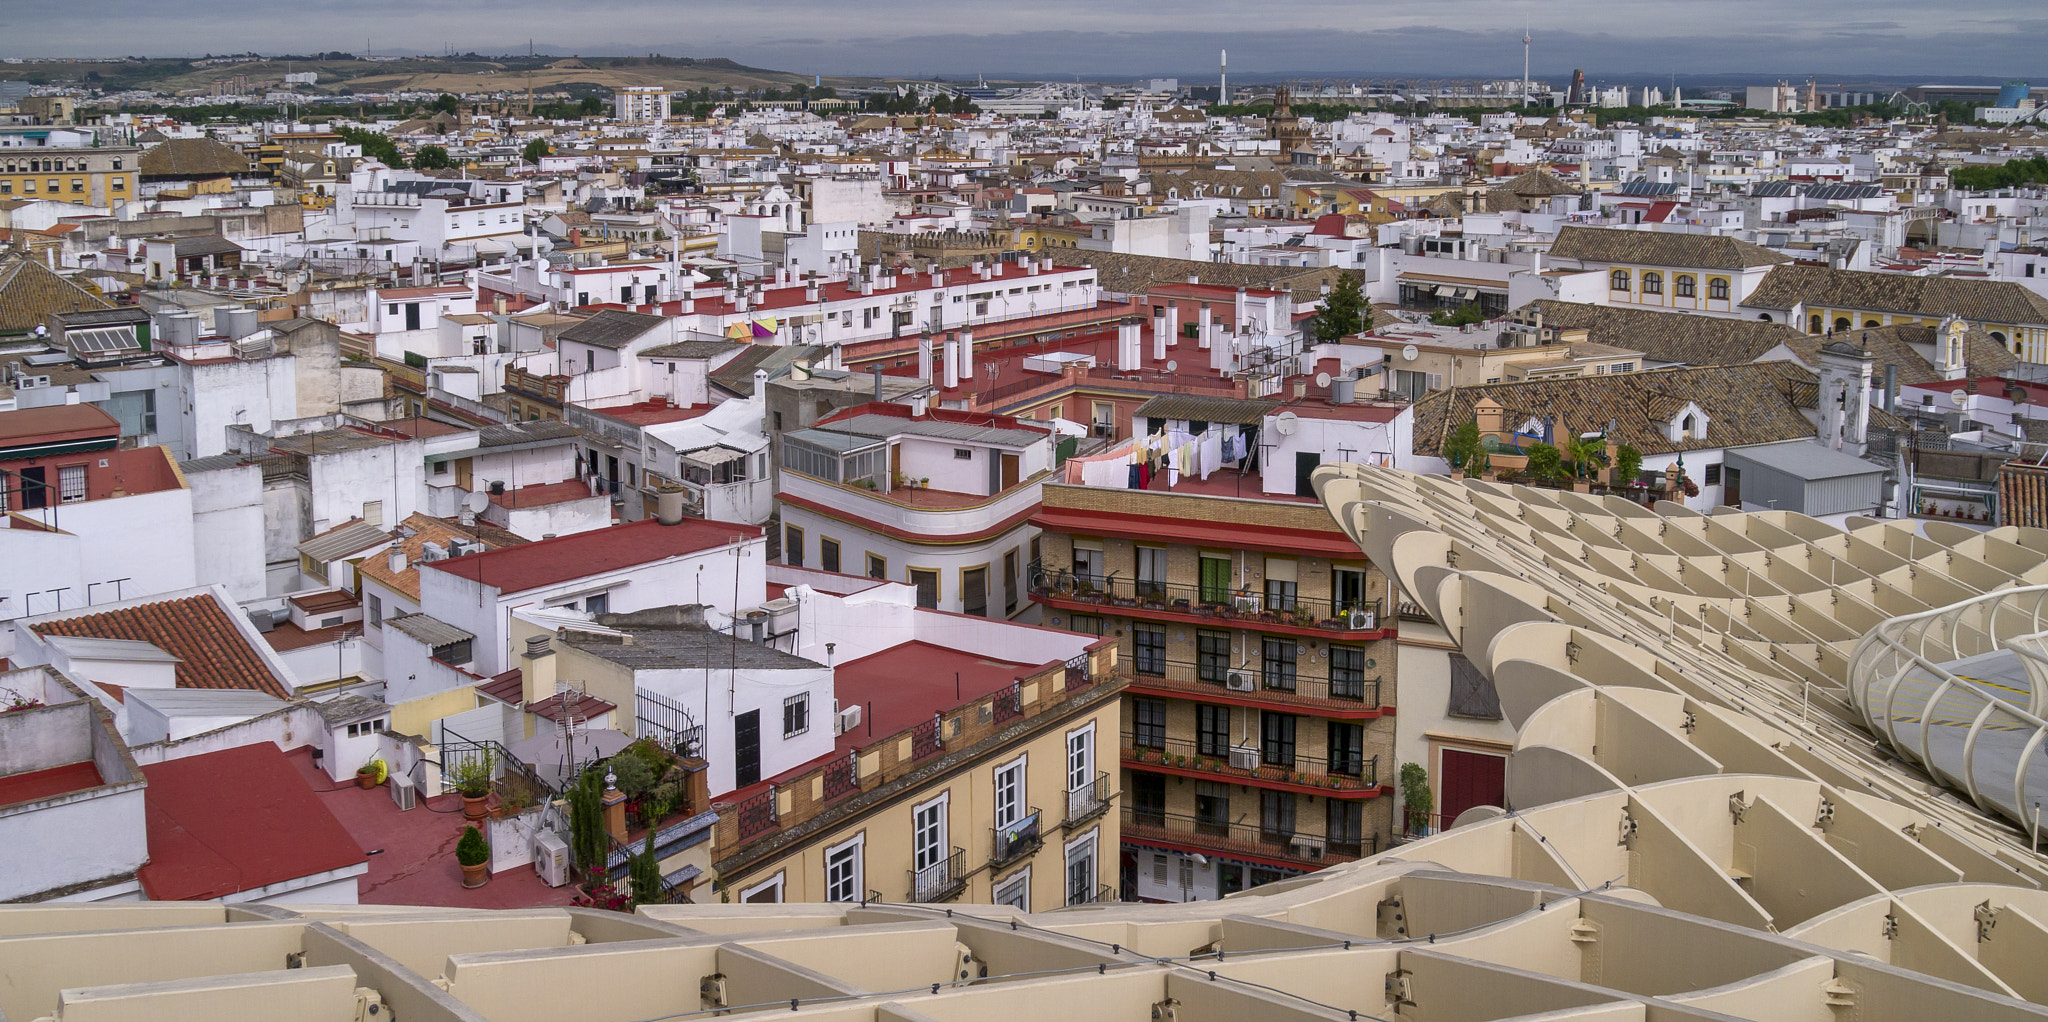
xmin=1742 ymin=263 xmax=2048 ymax=360
xmin=0 ymin=146 xmax=140 ymax=206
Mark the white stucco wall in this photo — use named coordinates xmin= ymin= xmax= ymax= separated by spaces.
xmin=186 ymin=462 xmax=267 ymax=602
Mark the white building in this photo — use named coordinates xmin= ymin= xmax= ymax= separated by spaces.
xmin=615 ymin=86 xmax=671 ymax=124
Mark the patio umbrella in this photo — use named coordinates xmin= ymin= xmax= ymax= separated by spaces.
xmin=506 ymin=728 xmax=635 ymax=786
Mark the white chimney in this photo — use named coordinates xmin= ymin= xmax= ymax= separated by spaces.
xmin=806 ymin=278 xmax=820 ymax=302
xmin=754 ymin=368 xmax=769 ymax=404
xmin=1164 ymin=302 xmax=1180 ymax=347
xmin=918 ymin=334 xmax=935 ymax=383
xmin=943 ymin=335 xmax=961 ymax=389
xmin=860 ymin=279 xmax=874 ymax=296
xmin=1118 ymin=318 xmax=1142 ymax=372
xmin=388 ymin=548 xmax=408 ymax=573
xmin=1199 ymin=315 xmax=1214 ymax=350
xmin=1152 ymin=314 xmax=1168 ymax=363
xmin=958 ymin=329 xmax=974 ymax=382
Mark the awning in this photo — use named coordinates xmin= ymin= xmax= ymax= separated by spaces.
xmin=681 ymin=445 xmax=748 ymax=468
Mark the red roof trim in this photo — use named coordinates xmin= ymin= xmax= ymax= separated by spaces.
xmin=1028 ymin=508 xmax=1360 ymax=557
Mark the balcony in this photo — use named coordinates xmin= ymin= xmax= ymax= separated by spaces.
xmin=1067 ymin=882 xmax=1116 ymax=907
xmin=1121 ymin=731 xmax=1381 ymax=797
xmin=1064 ymin=771 xmax=1114 ymax=832
xmin=908 ymin=847 xmax=967 ymax=902
xmin=1122 ymin=658 xmax=1387 ymax=719
xmin=1029 ymin=562 xmax=1391 ymax=642
xmin=991 ymin=809 xmax=1044 ymax=868
xmin=1120 ymin=806 xmax=1373 ymax=870
xmin=781 ymin=469 xmax=1048 ymax=543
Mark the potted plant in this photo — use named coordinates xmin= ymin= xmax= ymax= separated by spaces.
xmin=451 ymin=750 xmax=495 ymax=821
xmin=356 ymin=759 xmax=387 ymax=790
xmin=457 ymin=825 xmax=491 ymax=888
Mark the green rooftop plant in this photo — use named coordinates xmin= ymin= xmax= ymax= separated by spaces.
xmin=456 ymin=825 xmax=490 ymax=868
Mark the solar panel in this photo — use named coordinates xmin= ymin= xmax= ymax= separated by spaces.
xmin=68 ymin=326 xmax=140 ymax=355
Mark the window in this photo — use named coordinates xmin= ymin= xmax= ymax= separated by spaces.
xmin=1134 ymin=545 xmax=1167 ymax=600
xmin=1133 ymin=698 xmax=1167 ymax=750
xmin=953 ymin=448 xmax=972 ymax=460
xmin=1328 ymin=800 xmax=1364 ymax=854
xmin=1704 ymin=463 xmax=1722 ymax=486
xmin=367 ymin=594 xmax=383 ymax=628
xmin=1329 ymin=721 xmax=1365 ymax=776
xmin=1641 ymin=272 xmax=1662 ymax=295
xmin=1195 ymin=781 xmax=1230 ymax=836
xmin=1131 ymin=772 xmax=1166 ymax=826
xmin=912 ymin=793 xmax=949 ymax=883
xmin=1260 ymin=790 xmax=1295 ymax=841
xmin=1332 ymin=645 xmax=1369 ymax=700
xmin=962 ymin=566 xmax=988 ymax=618
xmin=783 ymin=693 xmax=810 ymax=737
xmin=1198 ymin=553 xmax=1232 ymax=605
xmin=1197 ymin=704 xmax=1231 ymax=758
xmin=1064 ymin=832 xmax=1097 ymax=906
xmin=867 ymin=553 xmax=886 ymax=580
xmin=1068 ymin=613 xmax=1103 ymax=637
xmin=1609 ymin=269 xmax=1630 ymax=291
xmin=1066 ymin=723 xmax=1094 ymax=794
xmin=58 ymin=464 xmax=86 ymax=503
xmin=1332 ymin=567 xmax=1368 ymax=614
xmin=910 ymin=568 xmax=939 ymax=609
xmin=346 ymin=718 xmax=386 ymax=738
xmin=433 ymin=639 xmax=473 ymax=665
xmin=1264 ymin=557 xmax=1297 ymax=611
xmin=584 ymin=592 xmax=608 ymax=616
xmin=785 ymin=525 xmax=804 ymax=567
xmin=994 ymin=756 xmax=1027 ymax=830
xmin=820 ymin=537 xmax=841 ymax=574
xmin=994 ymin=867 xmax=1031 ymax=910
xmin=1261 ymin=711 xmax=1296 ymax=767
xmin=1675 ymin=274 xmax=1696 ymax=299
xmin=1197 ymin=629 xmax=1232 ymax=682
xmin=1262 ymin=636 xmax=1297 ymax=691
xmin=824 ymin=835 xmax=864 ymax=903
xmin=1004 ymin=549 xmax=1020 ymax=614
xmin=1708 ymin=278 xmax=1730 ymax=301
xmin=740 ymin=875 xmax=785 ymax=903
xmin=1133 ymin=625 xmax=1166 ymax=676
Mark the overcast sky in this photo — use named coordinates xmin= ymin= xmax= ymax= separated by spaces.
xmin=11 ymin=0 xmax=2044 ymax=80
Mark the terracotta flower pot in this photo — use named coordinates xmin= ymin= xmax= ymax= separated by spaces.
xmin=462 ymin=794 xmax=489 ymax=821
xmin=356 ymin=772 xmax=376 ymax=790
xmin=461 ymin=860 xmax=490 ymax=888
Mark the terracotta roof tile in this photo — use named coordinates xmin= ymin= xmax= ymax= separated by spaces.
xmin=32 ymin=594 xmax=290 ymax=698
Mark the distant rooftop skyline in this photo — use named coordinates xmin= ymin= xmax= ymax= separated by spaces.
xmin=6 ymin=1 xmax=2044 ymax=79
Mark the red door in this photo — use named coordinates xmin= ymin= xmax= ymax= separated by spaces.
xmin=1438 ymin=749 xmax=1506 ymax=827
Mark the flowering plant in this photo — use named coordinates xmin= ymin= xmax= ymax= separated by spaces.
xmin=573 ymin=880 xmax=633 ymax=913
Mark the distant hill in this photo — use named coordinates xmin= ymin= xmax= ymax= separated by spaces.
xmin=0 ymin=54 xmax=865 ymax=98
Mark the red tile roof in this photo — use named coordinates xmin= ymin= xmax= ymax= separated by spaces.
xmin=32 ymin=594 xmax=292 ymax=698
xmin=140 ymin=744 xmax=366 ymax=901
xmin=422 ymin=517 xmax=762 ymax=595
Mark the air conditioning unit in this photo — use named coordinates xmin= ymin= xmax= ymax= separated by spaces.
xmin=1347 ymin=609 xmax=1377 ymax=630
xmin=836 ymin=704 xmax=863 ymax=735
xmin=1228 ymin=746 xmax=1259 ymax=770
xmin=1233 ymin=594 xmax=1262 ymax=613
xmin=389 ymin=773 xmax=417 ymax=811
xmin=534 ymin=832 xmax=571 ymax=887
xmin=1225 ymin=669 xmax=1257 ymax=692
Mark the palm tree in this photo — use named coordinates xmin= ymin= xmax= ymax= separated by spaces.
xmin=1565 ymin=434 xmax=1608 ymax=483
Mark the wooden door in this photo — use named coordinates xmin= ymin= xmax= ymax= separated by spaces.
xmin=1001 ymin=453 xmax=1020 ymax=489
xmin=1438 ymin=749 xmax=1506 ymax=827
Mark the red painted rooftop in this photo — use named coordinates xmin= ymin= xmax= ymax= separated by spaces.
xmin=424 ymin=517 xmax=763 ymax=594
xmin=587 ymin=399 xmax=717 ymax=426
xmin=637 ymin=262 xmax=1087 ymax=320
xmin=280 ymin=746 xmax=576 ymax=908
xmin=140 ymin=743 xmax=366 ymax=901
xmin=0 ymin=759 xmax=103 ymax=810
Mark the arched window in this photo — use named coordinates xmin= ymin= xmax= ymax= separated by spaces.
xmin=1759 ymin=313 xmax=1773 ymax=322
xmin=1610 ymin=269 xmax=1630 ymax=291
xmin=1834 ymin=317 xmax=1851 ymax=332
xmin=1641 ymin=272 xmax=1662 ymax=295
xmin=1809 ymin=314 xmax=1822 ymax=334
xmin=1675 ymin=275 xmax=1696 ymax=299
xmin=1991 ymin=330 xmax=2008 ymax=345
xmin=1708 ymin=278 xmax=1730 ymax=301
xmin=1865 ymin=320 xmax=1881 ymax=328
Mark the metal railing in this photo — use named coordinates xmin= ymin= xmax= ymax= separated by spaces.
xmin=1121 ymin=806 xmax=1372 ymax=865
xmin=1122 ymin=731 xmax=1378 ymax=787
xmin=908 ymin=848 xmax=967 ymax=902
xmin=1067 ymin=882 xmax=1116 ymax=907
xmin=1063 ymin=653 xmax=1094 ymax=692
xmin=1125 ymin=657 xmax=1382 ymax=707
xmin=732 ymin=787 xmax=778 ymax=840
xmin=912 ymin=714 xmax=944 ymax=759
xmin=991 ymin=682 xmax=1025 ymax=726
xmin=635 ymin=688 xmax=705 ymax=759
xmin=991 ymin=810 xmax=1044 ymax=868
xmin=1031 ymin=562 xmax=1384 ymax=633
xmin=1065 ymin=771 xmax=1113 ymax=828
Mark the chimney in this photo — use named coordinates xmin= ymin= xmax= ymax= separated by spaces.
xmin=1118 ymin=317 xmax=1142 ymax=372
xmin=388 ymin=548 xmax=408 ymax=573
xmin=753 ymin=368 xmax=769 ymax=404
xmin=871 ymin=365 xmax=884 ymax=401
xmin=860 ymin=278 xmax=874 ymax=296
xmin=1883 ymin=363 xmax=1898 ymax=414
xmin=520 ymin=635 xmax=557 ymax=705
xmin=1164 ymin=301 xmax=1180 ymax=348
xmin=1152 ymin=313 xmax=1168 ymax=363
xmin=806 ymin=278 xmax=820 ymax=302
xmin=494 ymin=295 xmax=507 ymax=315
xmin=943 ymin=334 xmax=961 ymax=389
xmin=918 ymin=335 xmax=935 ymax=383
xmin=958 ymin=329 xmax=974 ymax=382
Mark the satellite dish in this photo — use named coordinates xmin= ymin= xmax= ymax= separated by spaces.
xmin=1401 ymin=344 xmax=1420 ymax=361
xmin=1950 ymin=389 xmax=1969 ymax=406
xmin=464 ymin=491 xmax=491 ymax=513
xmin=1315 ymin=372 xmax=1331 ymax=388
xmin=1166 ymin=360 xmax=1178 ymax=372
xmin=1274 ymin=411 xmax=1299 ymax=436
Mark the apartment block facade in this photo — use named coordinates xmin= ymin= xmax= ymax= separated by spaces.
xmin=1027 ymin=482 xmax=1398 ymax=901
